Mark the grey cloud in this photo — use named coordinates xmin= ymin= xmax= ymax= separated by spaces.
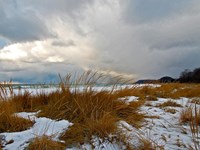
xmin=1 ymin=68 xmax=25 ymax=73
xmin=0 ymin=0 xmax=54 ymax=42
xmin=0 ymin=0 xmax=94 ymax=43
xmin=52 ymin=40 xmax=76 ymax=47
xmin=83 ymin=0 xmax=200 ymax=79
xmin=123 ymin=0 xmax=191 ymax=23
xmin=146 ymin=15 xmax=200 ymax=51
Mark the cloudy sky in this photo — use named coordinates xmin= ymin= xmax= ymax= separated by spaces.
xmin=0 ymin=0 xmax=200 ymax=83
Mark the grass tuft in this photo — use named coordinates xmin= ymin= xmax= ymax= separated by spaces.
xmin=179 ymin=105 xmax=200 ymax=125
xmin=0 ymin=113 xmax=34 ymax=132
xmin=38 ymin=71 xmax=144 ymax=146
xmin=158 ymin=100 xmax=182 ymax=108
xmin=0 ymin=100 xmax=34 ymax=132
xmin=27 ymin=136 xmax=65 ymax=150
xmin=190 ymin=98 xmax=200 ymax=105
xmin=164 ymin=108 xmax=177 ymax=114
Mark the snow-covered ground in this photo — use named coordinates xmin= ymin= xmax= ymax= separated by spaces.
xmin=0 ymin=112 xmax=72 ymax=149
xmin=5 ymin=83 xmax=160 ymax=96
xmin=140 ymin=97 xmax=199 ymax=150
xmin=1 ymin=84 xmax=199 ymax=150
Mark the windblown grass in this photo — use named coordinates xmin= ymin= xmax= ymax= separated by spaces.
xmin=37 ymin=71 xmax=145 ymax=146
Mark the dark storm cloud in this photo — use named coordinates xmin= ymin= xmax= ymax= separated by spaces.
xmin=0 ymin=1 xmax=54 ymax=42
xmin=52 ymin=40 xmax=76 ymax=47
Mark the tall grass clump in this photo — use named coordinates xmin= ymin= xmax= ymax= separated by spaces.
xmin=0 ymin=100 xmax=34 ymax=132
xmin=0 ymin=83 xmax=34 ymax=132
xmin=180 ymin=105 xmax=200 ymax=150
xmin=179 ymin=105 xmax=200 ymax=125
xmin=38 ymin=71 xmax=144 ymax=147
xmin=158 ymin=100 xmax=182 ymax=108
xmin=27 ymin=136 xmax=65 ymax=150
xmin=190 ymin=107 xmax=200 ymax=150
xmin=179 ymin=104 xmax=200 ymax=150
xmin=0 ymin=82 xmax=14 ymax=101
xmin=11 ymin=90 xmax=56 ymax=112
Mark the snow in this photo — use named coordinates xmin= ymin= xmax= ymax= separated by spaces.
xmin=140 ymin=97 xmax=200 ymax=150
xmin=118 ymin=96 xmax=139 ymax=104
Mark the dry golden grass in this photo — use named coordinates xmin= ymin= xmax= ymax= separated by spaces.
xmin=114 ymin=100 xmax=145 ymax=128
xmin=0 ymin=100 xmax=34 ymax=132
xmin=180 ymin=106 xmax=193 ymax=124
xmin=40 ymin=88 xmax=145 ymax=146
xmin=137 ymin=139 xmax=159 ymax=150
xmin=158 ymin=83 xmax=200 ymax=98
xmin=188 ymin=105 xmax=200 ymax=150
xmin=158 ymin=100 xmax=182 ymax=108
xmin=0 ymin=113 xmax=33 ymax=132
xmin=0 ymin=83 xmax=14 ymax=101
xmin=27 ymin=136 xmax=65 ymax=150
xmin=164 ymin=108 xmax=177 ymax=114
xmin=145 ymin=115 xmax=160 ymax=119
xmin=117 ymin=83 xmax=200 ymax=100
xmin=190 ymin=98 xmax=200 ymax=105
xmin=146 ymin=95 xmax=158 ymax=101
xmin=11 ymin=91 xmax=56 ymax=112
xmin=172 ymin=84 xmax=200 ymax=98
xmin=0 ymin=88 xmax=34 ymax=133
xmin=38 ymin=72 xmax=145 ymax=146
xmin=179 ymin=105 xmax=200 ymax=125
xmin=61 ymin=114 xmax=118 ymax=146
xmin=1 ymin=74 xmax=200 ymax=149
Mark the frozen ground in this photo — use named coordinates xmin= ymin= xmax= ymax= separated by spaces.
xmin=0 ymin=84 xmax=199 ymax=150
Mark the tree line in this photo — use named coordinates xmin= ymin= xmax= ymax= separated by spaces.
xmin=179 ymin=67 xmax=200 ymax=83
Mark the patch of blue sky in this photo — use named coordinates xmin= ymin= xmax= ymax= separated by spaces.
xmin=0 ymin=39 xmax=8 ymax=49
